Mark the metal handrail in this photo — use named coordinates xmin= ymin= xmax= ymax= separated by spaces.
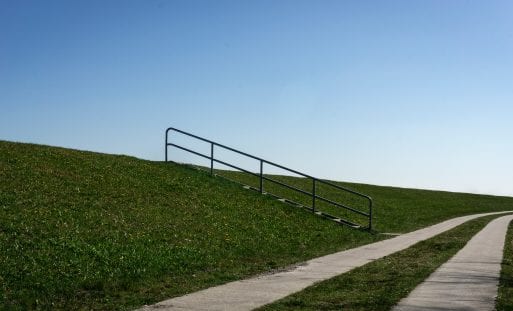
xmin=165 ymin=127 xmax=373 ymax=230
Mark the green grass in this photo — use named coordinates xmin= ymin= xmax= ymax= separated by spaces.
xmin=258 ymin=215 xmax=503 ymax=311
xmin=498 ymin=221 xmax=513 ymax=311
xmin=216 ymin=167 xmax=513 ymax=233
xmin=0 ymin=141 xmax=381 ymax=310
xmin=1 ymin=140 xmax=512 ymax=310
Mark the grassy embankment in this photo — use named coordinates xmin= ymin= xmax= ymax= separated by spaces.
xmin=1 ymin=140 xmax=512 ymax=310
xmin=217 ymin=166 xmax=512 ymax=233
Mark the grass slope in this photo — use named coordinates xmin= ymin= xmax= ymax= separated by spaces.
xmin=218 ymin=169 xmax=513 ymax=232
xmin=0 ymin=141 xmax=380 ymax=310
xmin=1 ymin=140 xmax=512 ymax=310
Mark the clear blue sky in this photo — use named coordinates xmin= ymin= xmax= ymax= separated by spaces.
xmin=1 ymin=0 xmax=512 ymax=196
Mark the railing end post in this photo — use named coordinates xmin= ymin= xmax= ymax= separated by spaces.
xmin=165 ymin=128 xmax=168 ymax=162
xmin=368 ymin=197 xmax=373 ymax=231
xmin=312 ymin=179 xmax=316 ymax=212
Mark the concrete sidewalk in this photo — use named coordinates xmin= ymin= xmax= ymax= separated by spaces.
xmin=393 ymin=214 xmax=513 ymax=311
xmin=138 ymin=211 xmax=512 ymax=311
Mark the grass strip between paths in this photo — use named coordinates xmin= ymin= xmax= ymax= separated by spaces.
xmin=497 ymin=221 xmax=513 ymax=311
xmin=259 ymin=215 xmax=502 ymax=311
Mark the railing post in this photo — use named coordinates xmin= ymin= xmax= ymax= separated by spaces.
xmin=312 ymin=179 xmax=316 ymax=212
xmin=368 ymin=199 xmax=373 ymax=231
xmin=165 ymin=130 xmax=168 ymax=162
xmin=210 ymin=143 xmax=214 ymax=175
xmin=259 ymin=160 xmax=263 ymax=193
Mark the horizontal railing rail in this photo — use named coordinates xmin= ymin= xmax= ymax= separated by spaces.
xmin=165 ymin=127 xmax=373 ymax=230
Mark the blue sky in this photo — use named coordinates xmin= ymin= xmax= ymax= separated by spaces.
xmin=1 ymin=0 xmax=512 ymax=196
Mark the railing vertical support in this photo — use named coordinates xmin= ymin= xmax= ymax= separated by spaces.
xmin=259 ymin=160 xmax=263 ymax=193
xmin=165 ymin=130 xmax=168 ymax=162
xmin=312 ymin=179 xmax=316 ymax=212
xmin=368 ymin=199 xmax=373 ymax=231
xmin=210 ymin=143 xmax=214 ymax=175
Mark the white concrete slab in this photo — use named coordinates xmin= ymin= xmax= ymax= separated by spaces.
xmin=393 ymin=214 xmax=513 ymax=311
xmin=137 ymin=211 xmax=512 ymax=311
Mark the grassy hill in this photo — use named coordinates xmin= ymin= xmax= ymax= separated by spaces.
xmin=1 ymin=141 xmax=512 ymax=310
xmin=218 ymin=168 xmax=513 ymax=233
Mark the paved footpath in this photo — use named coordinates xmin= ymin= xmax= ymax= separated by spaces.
xmin=393 ymin=213 xmax=513 ymax=311
xmin=138 ymin=211 xmax=512 ymax=311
